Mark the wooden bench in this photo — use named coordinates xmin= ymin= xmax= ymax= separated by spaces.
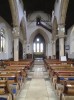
xmin=5 ymin=66 xmax=27 ymax=78
xmin=0 ymin=73 xmax=22 ymax=100
xmin=61 ymin=83 xmax=74 ymax=100
xmin=3 ymin=59 xmax=34 ymax=69
xmin=0 ymin=80 xmax=12 ymax=100
xmin=44 ymin=59 xmax=74 ymax=69
xmin=52 ymin=70 xmax=74 ymax=85
xmin=54 ymin=74 xmax=74 ymax=100
xmin=44 ymin=59 xmax=74 ymax=100
xmin=49 ymin=67 xmax=74 ymax=82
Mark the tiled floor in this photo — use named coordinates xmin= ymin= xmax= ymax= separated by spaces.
xmin=16 ymin=60 xmax=58 ymax=100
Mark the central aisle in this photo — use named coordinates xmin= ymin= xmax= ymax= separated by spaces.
xmin=17 ymin=60 xmax=58 ymax=100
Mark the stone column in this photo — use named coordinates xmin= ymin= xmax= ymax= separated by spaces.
xmin=47 ymin=43 xmax=52 ymax=59
xmin=52 ymin=41 xmax=56 ymax=59
xmin=45 ymin=44 xmax=48 ymax=58
xmin=14 ymin=37 xmax=19 ymax=61
xmin=13 ymin=27 xmax=20 ymax=61
xmin=59 ymin=37 xmax=64 ymax=57
xmin=58 ymin=25 xmax=65 ymax=59
xmin=23 ymin=40 xmax=27 ymax=59
xmin=8 ymin=0 xmax=19 ymax=26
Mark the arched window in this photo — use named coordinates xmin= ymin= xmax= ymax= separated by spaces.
xmin=0 ymin=28 xmax=5 ymax=52
xmin=33 ymin=37 xmax=44 ymax=53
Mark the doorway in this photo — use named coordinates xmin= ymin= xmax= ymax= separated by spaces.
xmin=56 ymin=39 xmax=59 ymax=59
xmin=19 ymin=41 xmax=23 ymax=59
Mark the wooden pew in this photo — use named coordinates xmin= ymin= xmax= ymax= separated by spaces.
xmin=52 ymin=80 xmax=74 ymax=100
xmin=0 ymin=73 xmax=22 ymax=100
xmin=51 ymin=70 xmax=74 ymax=85
xmin=0 ymin=73 xmax=19 ymax=91
xmin=0 ymin=69 xmax=23 ymax=82
xmin=50 ymin=66 xmax=74 ymax=74
xmin=54 ymin=74 xmax=74 ymax=100
xmin=44 ymin=59 xmax=74 ymax=69
xmin=5 ymin=66 xmax=27 ymax=79
xmin=0 ymin=80 xmax=12 ymax=100
xmin=49 ymin=65 xmax=72 ymax=70
xmin=5 ymin=66 xmax=27 ymax=88
xmin=3 ymin=59 xmax=34 ymax=70
xmin=62 ymin=82 xmax=74 ymax=100
xmin=49 ymin=68 xmax=74 ymax=82
xmin=44 ymin=59 xmax=74 ymax=100
xmin=44 ymin=59 xmax=61 ymax=69
xmin=46 ymin=61 xmax=74 ymax=84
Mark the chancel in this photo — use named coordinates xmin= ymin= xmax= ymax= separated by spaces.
xmin=0 ymin=0 xmax=74 ymax=100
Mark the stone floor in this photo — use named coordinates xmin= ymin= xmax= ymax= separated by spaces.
xmin=16 ymin=60 xmax=59 ymax=100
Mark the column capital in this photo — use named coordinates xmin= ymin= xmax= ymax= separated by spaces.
xmin=51 ymin=40 xmax=56 ymax=44
xmin=58 ymin=23 xmax=65 ymax=27
xmin=13 ymin=34 xmax=20 ymax=39
xmin=56 ymin=34 xmax=67 ymax=38
xmin=58 ymin=24 xmax=65 ymax=33
xmin=57 ymin=24 xmax=66 ymax=38
xmin=12 ymin=26 xmax=20 ymax=38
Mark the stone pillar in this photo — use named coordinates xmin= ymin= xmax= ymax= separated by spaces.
xmin=47 ymin=43 xmax=52 ymax=59
xmin=45 ymin=44 xmax=48 ymax=58
xmin=52 ymin=41 xmax=56 ymax=59
xmin=8 ymin=0 xmax=19 ymax=26
xmin=23 ymin=40 xmax=27 ymax=59
xmin=59 ymin=37 xmax=64 ymax=57
xmin=13 ymin=27 xmax=20 ymax=61
xmin=14 ymin=37 xmax=19 ymax=61
xmin=58 ymin=25 xmax=65 ymax=59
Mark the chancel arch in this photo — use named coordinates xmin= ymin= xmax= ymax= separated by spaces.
xmin=29 ymin=28 xmax=52 ymax=59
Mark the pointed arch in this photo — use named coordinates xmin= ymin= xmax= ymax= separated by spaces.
xmin=20 ymin=17 xmax=27 ymax=40
xmin=70 ymin=26 xmax=74 ymax=54
xmin=29 ymin=28 xmax=50 ymax=44
xmin=52 ymin=16 xmax=58 ymax=40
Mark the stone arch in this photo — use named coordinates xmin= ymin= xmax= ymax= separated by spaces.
xmin=27 ymin=11 xmax=51 ymax=21
xmin=60 ymin=0 xmax=69 ymax=24
xmin=52 ymin=16 xmax=58 ymax=40
xmin=70 ymin=26 xmax=74 ymax=54
xmin=8 ymin=0 xmax=19 ymax=26
xmin=20 ymin=17 xmax=26 ymax=40
xmin=29 ymin=28 xmax=50 ymax=44
xmin=28 ymin=28 xmax=51 ymax=58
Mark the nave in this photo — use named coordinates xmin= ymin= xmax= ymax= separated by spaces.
xmin=16 ymin=60 xmax=58 ymax=100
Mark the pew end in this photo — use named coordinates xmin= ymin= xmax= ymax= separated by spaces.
xmin=0 ymin=80 xmax=12 ymax=100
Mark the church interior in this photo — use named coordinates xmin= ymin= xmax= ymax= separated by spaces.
xmin=0 ymin=0 xmax=74 ymax=100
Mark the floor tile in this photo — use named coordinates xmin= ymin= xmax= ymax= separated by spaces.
xmin=16 ymin=60 xmax=58 ymax=100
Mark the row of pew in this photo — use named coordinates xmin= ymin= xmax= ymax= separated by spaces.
xmin=0 ymin=59 xmax=34 ymax=100
xmin=44 ymin=59 xmax=74 ymax=100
